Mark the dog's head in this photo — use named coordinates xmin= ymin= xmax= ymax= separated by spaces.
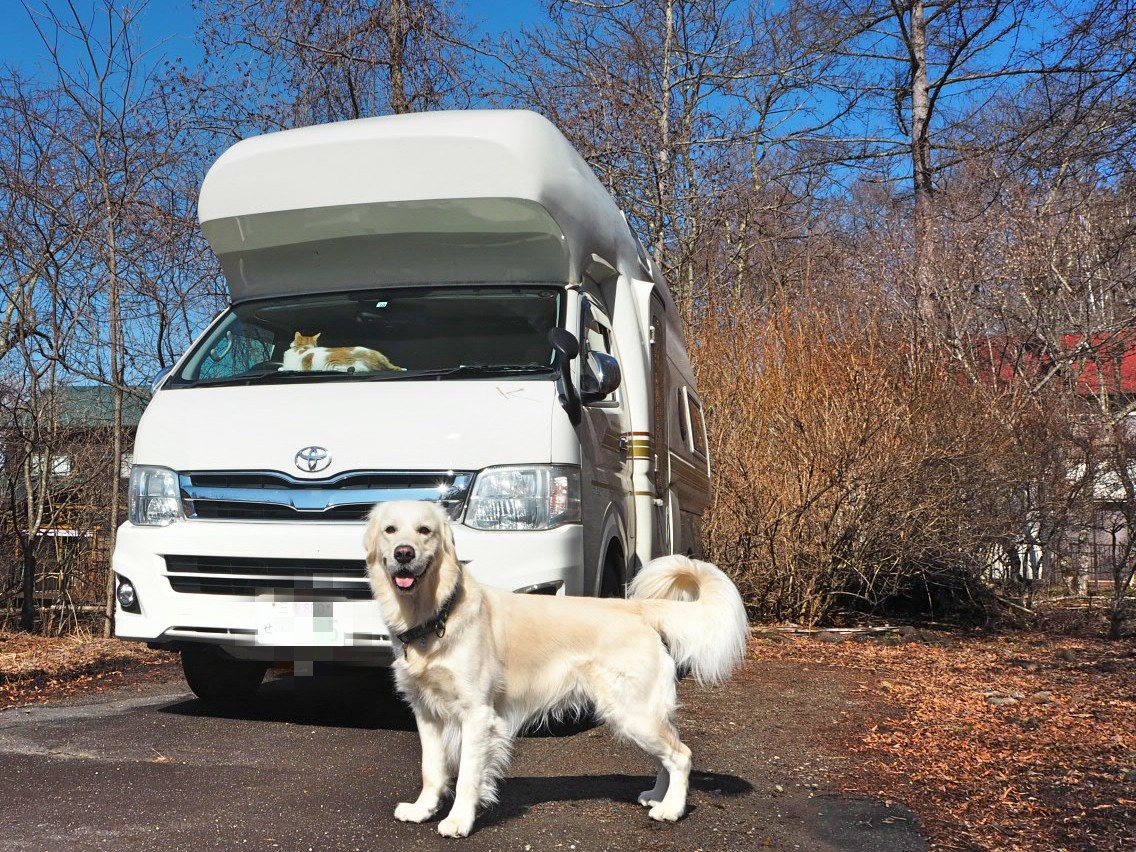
xmin=364 ymin=500 xmax=456 ymax=596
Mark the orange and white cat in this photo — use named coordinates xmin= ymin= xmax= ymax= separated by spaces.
xmin=281 ymin=332 xmax=404 ymax=373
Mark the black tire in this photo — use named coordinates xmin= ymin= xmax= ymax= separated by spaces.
xmin=181 ymin=645 xmax=267 ymax=705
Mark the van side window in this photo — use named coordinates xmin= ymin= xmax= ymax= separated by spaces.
xmin=676 ymin=388 xmax=688 ymax=444
xmin=679 ymin=387 xmax=708 ymax=459
xmin=687 ymin=391 xmax=708 ymax=459
xmin=581 ymin=298 xmax=618 ymax=404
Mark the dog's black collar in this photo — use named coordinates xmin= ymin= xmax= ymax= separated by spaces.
xmin=396 ymin=581 xmax=462 ymax=647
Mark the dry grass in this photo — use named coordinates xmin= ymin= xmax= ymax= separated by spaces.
xmin=692 ymin=306 xmax=1034 ymax=626
xmin=760 ymin=630 xmax=1136 ymax=852
xmin=0 ymin=630 xmax=175 ymax=707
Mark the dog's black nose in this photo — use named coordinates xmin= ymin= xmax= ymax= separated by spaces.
xmin=394 ymin=545 xmax=415 ymax=565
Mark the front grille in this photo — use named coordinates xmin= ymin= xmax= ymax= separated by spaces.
xmin=164 ymin=554 xmax=372 ymax=599
xmin=184 ymin=501 xmax=374 ymax=522
xmin=179 ymin=469 xmax=474 ymax=523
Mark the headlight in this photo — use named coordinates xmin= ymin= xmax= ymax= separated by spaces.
xmin=129 ymin=466 xmax=183 ymax=526
xmin=464 ymin=465 xmax=580 ymax=531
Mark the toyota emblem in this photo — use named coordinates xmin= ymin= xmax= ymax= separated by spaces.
xmin=295 ymin=446 xmax=331 ymax=473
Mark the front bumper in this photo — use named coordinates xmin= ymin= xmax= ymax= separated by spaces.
xmin=112 ymin=519 xmax=583 ymax=663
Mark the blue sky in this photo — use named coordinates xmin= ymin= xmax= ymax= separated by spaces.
xmin=0 ymin=0 xmax=540 ymax=77
xmin=2 ymin=1 xmax=195 ymax=75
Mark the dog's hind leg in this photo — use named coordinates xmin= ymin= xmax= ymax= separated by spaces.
xmin=617 ymin=716 xmax=692 ymax=822
xmin=395 ymin=712 xmax=450 ymax=824
xmin=637 ymin=761 xmax=669 ymax=807
xmin=600 ymin=644 xmax=691 ymax=820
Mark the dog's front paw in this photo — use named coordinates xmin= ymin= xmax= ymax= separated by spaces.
xmin=437 ymin=813 xmax=474 ymax=838
xmin=648 ymin=801 xmax=685 ymax=823
xmin=394 ymin=801 xmax=435 ymax=823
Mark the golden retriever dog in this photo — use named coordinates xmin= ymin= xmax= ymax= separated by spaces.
xmin=364 ymin=500 xmax=749 ymax=838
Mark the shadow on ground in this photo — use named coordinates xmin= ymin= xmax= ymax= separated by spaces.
xmin=477 ymin=769 xmax=754 ymax=828
xmin=159 ymin=667 xmax=417 ymax=730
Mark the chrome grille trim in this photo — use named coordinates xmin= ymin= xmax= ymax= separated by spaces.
xmin=178 ymin=469 xmax=474 ymax=522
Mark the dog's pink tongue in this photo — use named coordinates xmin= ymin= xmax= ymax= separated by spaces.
xmin=395 ymin=575 xmax=415 ymax=589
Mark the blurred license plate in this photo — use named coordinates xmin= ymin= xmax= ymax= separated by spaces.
xmin=256 ymin=595 xmax=343 ymax=646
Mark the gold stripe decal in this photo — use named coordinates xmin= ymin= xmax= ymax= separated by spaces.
xmin=623 ymin=433 xmax=653 ymax=460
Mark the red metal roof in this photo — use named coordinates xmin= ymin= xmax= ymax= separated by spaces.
xmin=980 ymin=331 xmax=1136 ymax=396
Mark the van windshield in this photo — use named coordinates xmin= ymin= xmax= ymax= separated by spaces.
xmin=169 ymin=286 xmax=565 ymax=387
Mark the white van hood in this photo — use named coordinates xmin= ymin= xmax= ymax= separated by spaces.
xmin=134 ymin=380 xmax=562 ymax=474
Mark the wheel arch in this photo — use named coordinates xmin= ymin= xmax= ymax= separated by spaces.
xmin=594 ymin=507 xmax=630 ymax=597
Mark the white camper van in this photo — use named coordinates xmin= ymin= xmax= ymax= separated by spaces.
xmin=112 ymin=110 xmax=711 ymax=702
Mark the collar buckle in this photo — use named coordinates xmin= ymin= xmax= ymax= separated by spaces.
xmin=395 ymin=580 xmax=461 ymax=648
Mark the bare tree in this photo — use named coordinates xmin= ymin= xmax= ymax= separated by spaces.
xmin=499 ymin=0 xmax=841 ymax=311
xmin=791 ymin=0 xmax=1106 ymax=342
xmin=19 ymin=0 xmax=224 ymax=634
xmin=0 ymin=368 xmax=63 ymax=632
xmin=0 ymin=72 xmax=89 ymax=370
xmin=982 ymin=0 xmax=1136 ymax=185
xmin=190 ymin=0 xmax=479 ymax=136
xmin=0 ymin=69 xmax=95 ymax=631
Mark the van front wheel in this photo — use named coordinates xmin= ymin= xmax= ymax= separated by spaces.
xmin=599 ymin=548 xmax=625 ymax=598
xmin=181 ymin=645 xmax=267 ymax=705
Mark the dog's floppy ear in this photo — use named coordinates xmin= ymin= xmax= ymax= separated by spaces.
xmin=363 ymin=503 xmax=384 ymax=566
xmin=426 ymin=502 xmax=456 ymax=564
xmin=439 ymin=507 xmax=458 ymax=565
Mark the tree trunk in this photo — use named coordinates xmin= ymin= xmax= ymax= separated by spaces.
xmin=909 ymin=0 xmax=937 ymax=339
xmin=20 ymin=534 xmax=36 ymax=632
xmin=388 ymin=0 xmax=410 ymax=114
xmin=1109 ymin=578 xmax=1131 ymax=640
xmin=655 ymin=0 xmax=675 ymax=289
xmin=101 ymin=188 xmax=123 ymax=639
xmin=104 ymin=387 xmax=123 ymax=637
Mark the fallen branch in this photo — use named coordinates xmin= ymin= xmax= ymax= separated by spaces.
xmin=756 ymin=625 xmax=900 ymax=637
xmin=995 ymin=595 xmax=1036 ymax=615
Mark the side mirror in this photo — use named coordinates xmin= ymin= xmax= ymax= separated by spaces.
xmin=582 ymin=352 xmax=621 ymax=402
xmin=150 ymin=366 xmax=173 ymax=394
xmin=548 ymin=328 xmax=582 ymax=426
xmin=549 ymin=327 xmax=580 ymax=361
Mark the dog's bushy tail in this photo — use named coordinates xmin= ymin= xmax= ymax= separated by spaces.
xmin=628 ymin=554 xmax=750 ymax=686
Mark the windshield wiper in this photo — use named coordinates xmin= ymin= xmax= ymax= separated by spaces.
xmin=187 ymin=368 xmax=404 ymax=387
xmin=391 ymin=363 xmax=555 ymax=379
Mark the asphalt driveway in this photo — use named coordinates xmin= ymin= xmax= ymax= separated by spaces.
xmin=0 ymin=656 xmax=927 ymax=851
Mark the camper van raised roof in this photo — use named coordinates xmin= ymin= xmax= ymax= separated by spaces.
xmin=198 ymin=110 xmax=649 ymax=302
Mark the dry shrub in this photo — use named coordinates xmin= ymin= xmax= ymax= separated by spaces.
xmin=693 ymin=304 xmax=1029 ymax=624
